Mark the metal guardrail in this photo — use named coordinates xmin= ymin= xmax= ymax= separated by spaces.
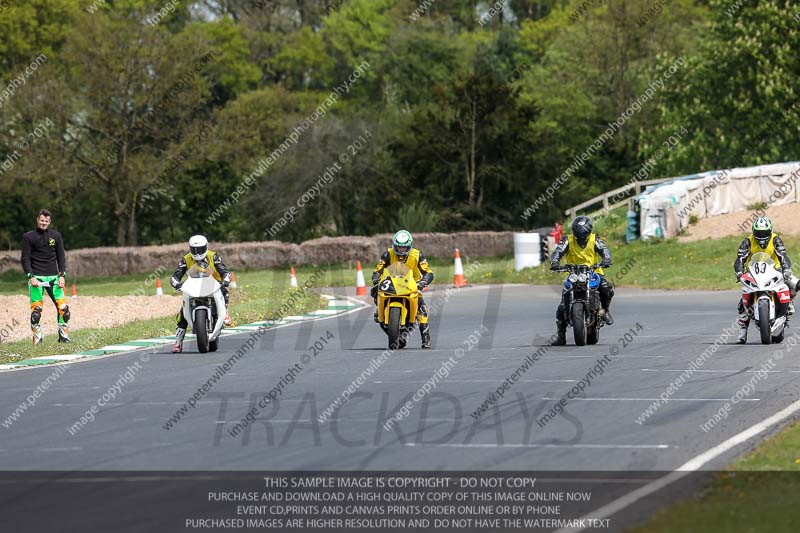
xmin=564 ymin=178 xmax=672 ymax=219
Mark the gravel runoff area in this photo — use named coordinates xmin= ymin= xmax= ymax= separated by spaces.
xmin=679 ymin=202 xmax=800 ymax=242
xmin=0 ymin=294 xmax=182 ymax=344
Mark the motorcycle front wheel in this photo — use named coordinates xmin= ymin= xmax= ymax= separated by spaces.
xmin=758 ymin=299 xmax=771 ymax=345
xmin=572 ymin=302 xmax=587 ymax=346
xmin=388 ymin=307 xmax=402 ymax=350
xmin=196 ymin=309 xmax=210 ymax=353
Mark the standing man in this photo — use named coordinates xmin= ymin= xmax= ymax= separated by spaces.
xmin=20 ymin=209 xmax=70 ymax=344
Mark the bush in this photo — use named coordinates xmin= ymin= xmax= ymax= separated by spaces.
xmin=395 ymin=201 xmax=439 ymax=232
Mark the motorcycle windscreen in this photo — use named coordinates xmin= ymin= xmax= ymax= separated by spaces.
xmin=385 ymin=262 xmax=415 ymax=294
xmin=748 ymin=252 xmax=783 ymax=289
xmin=183 ymin=265 xmax=221 ymax=298
xmin=749 ymin=252 xmax=776 ymax=273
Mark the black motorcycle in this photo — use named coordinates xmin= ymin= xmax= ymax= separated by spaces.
xmin=557 ymin=264 xmax=604 ymax=346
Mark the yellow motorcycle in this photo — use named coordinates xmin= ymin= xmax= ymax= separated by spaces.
xmin=375 ymin=262 xmax=420 ymax=350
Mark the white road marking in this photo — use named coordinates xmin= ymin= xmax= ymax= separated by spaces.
xmin=98 ymin=345 xmax=142 ymax=352
xmin=634 ymin=334 xmax=706 ymax=337
xmin=556 ymin=397 xmax=800 ymax=533
xmin=641 ymin=368 xmax=793 ymax=373
xmin=217 ymin=419 xmax=459 ymax=423
xmin=489 ymin=355 xmax=667 ymax=359
xmin=405 ymin=444 xmax=669 ymax=449
xmin=42 ymin=354 xmax=90 ymax=361
xmin=541 ymin=397 xmax=759 ymax=402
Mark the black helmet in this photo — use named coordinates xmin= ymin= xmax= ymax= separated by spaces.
xmin=571 ymin=216 xmax=593 ymax=247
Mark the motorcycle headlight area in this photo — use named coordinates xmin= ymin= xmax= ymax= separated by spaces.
xmin=568 ymin=274 xmax=579 ymax=283
xmin=379 ymin=278 xmax=396 ymax=294
xmin=577 ymin=273 xmax=588 ymax=283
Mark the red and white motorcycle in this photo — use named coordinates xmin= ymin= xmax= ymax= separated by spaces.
xmin=740 ymin=252 xmax=791 ymax=344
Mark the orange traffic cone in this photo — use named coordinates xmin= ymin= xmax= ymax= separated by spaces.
xmin=71 ymin=283 xmax=77 ymax=299
xmin=356 ymin=261 xmax=367 ymax=296
xmin=453 ymin=249 xmax=467 ymax=287
xmin=230 ymin=272 xmax=238 ymax=289
xmin=290 ymin=266 xmax=299 ymax=288
xmin=155 ymin=277 xmax=163 ymax=296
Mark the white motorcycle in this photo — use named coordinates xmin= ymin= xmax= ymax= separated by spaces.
xmin=740 ymin=252 xmax=791 ymax=344
xmin=179 ymin=265 xmax=226 ymax=353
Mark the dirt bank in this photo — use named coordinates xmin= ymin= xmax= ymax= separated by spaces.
xmin=0 ymin=294 xmax=181 ymax=344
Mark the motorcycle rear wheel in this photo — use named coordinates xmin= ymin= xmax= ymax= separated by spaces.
xmin=572 ymin=302 xmax=587 ymax=346
xmin=758 ymin=300 xmax=771 ymax=345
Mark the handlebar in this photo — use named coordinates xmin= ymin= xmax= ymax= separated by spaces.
xmin=552 ymin=264 xmax=602 ymax=273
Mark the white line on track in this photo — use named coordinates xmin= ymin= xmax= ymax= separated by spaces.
xmin=489 ymin=355 xmax=667 ymax=359
xmin=641 ymin=368 xmax=796 ymax=373
xmin=634 ymin=334 xmax=706 ymax=337
xmin=215 ymin=418 xmax=458 ymax=424
xmin=404 ymin=444 xmax=670 ymax=449
xmin=556 ymin=397 xmax=800 ymax=533
xmin=541 ymin=397 xmax=759 ymax=402
xmin=369 ymin=379 xmax=569 ymax=383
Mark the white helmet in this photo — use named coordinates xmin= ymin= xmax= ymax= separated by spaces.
xmin=189 ymin=235 xmax=208 ymax=261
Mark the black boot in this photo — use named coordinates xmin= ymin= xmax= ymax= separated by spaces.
xmin=553 ymin=321 xmax=567 ymax=346
xmin=420 ymin=323 xmax=431 ymax=349
xmin=600 ymin=308 xmax=614 ymax=325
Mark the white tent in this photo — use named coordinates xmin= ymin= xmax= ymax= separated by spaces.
xmin=635 ymin=162 xmax=800 ymax=239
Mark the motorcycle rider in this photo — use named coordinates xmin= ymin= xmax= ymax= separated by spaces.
xmin=20 ymin=209 xmax=71 ymax=344
xmin=734 ymin=217 xmax=799 ymax=344
xmin=169 ymin=235 xmax=232 ymax=353
xmin=549 ymin=216 xmax=614 ymax=346
xmin=371 ymin=230 xmax=435 ymax=349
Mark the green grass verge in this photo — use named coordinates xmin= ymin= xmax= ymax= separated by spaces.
xmin=0 ymin=287 xmax=325 ymax=364
xmin=627 ymin=420 xmax=800 ymax=533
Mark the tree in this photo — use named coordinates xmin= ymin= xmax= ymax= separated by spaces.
xmin=643 ymin=0 xmax=800 ymax=176
xmin=514 ymin=0 xmax=707 ymax=224
xmin=4 ymin=9 xmax=219 ymax=245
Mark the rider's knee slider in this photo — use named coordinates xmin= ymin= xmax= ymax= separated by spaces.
xmin=31 ymin=306 xmax=42 ymax=325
